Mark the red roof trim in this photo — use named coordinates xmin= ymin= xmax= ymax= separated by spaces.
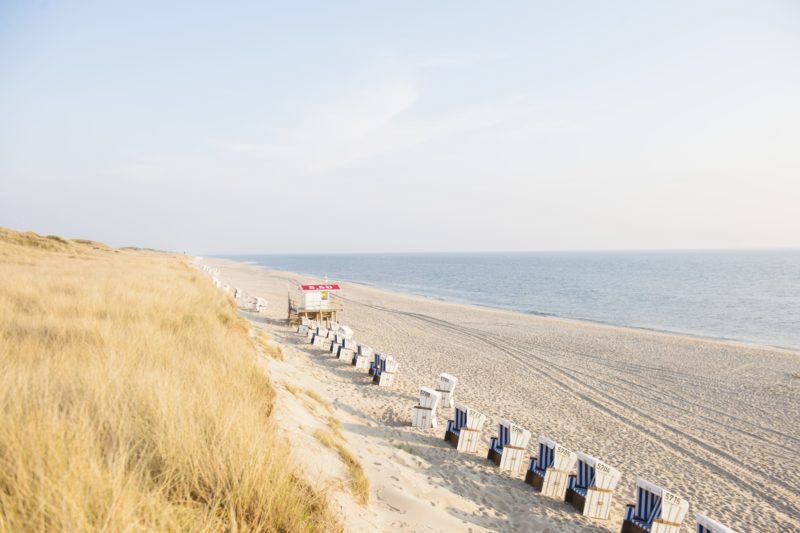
xmin=300 ymin=284 xmax=341 ymax=291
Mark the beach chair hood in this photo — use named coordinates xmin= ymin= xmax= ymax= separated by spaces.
xmin=575 ymin=451 xmax=621 ymax=490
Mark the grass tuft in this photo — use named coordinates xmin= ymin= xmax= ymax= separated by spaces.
xmin=255 ymin=331 xmax=284 ymax=360
xmin=313 ymin=429 xmax=369 ymax=506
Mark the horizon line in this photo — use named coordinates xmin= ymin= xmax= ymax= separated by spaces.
xmin=205 ymin=246 xmax=800 ymax=256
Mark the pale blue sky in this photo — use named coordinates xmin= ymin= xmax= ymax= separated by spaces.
xmin=1 ymin=1 xmax=799 ymax=253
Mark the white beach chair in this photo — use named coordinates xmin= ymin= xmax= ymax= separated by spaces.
xmin=301 ymin=317 xmax=311 ymax=327
xmin=373 ymin=355 xmax=399 ymax=386
xmin=311 ymin=327 xmax=328 ymax=347
xmin=297 ymin=324 xmax=309 ymax=336
xmin=444 ymin=403 xmax=486 ymax=453
xmin=487 ymin=418 xmax=531 ymax=473
xmin=234 ymin=287 xmax=241 ymax=298
xmin=695 ymin=514 xmax=737 ymax=533
xmin=620 ymin=479 xmax=689 ymax=533
xmin=329 ymin=320 xmax=339 ymax=332
xmin=411 ymin=387 xmax=441 ymax=429
xmin=352 ymin=344 xmax=373 ymax=369
xmin=524 ymin=436 xmax=577 ymax=500
xmin=254 ymin=297 xmax=266 ymax=312
xmin=336 ymin=338 xmax=355 ymax=362
xmin=565 ymin=452 xmax=621 ymax=519
xmin=436 ymin=373 xmax=458 ymax=409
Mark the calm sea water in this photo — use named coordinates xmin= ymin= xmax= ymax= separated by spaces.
xmin=225 ymin=251 xmax=800 ymax=350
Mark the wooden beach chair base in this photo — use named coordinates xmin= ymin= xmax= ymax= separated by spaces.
xmin=566 ymin=477 xmax=613 ymax=520
xmin=620 ymin=505 xmax=682 ymax=533
xmin=411 ymin=406 xmax=438 ymax=429
xmin=444 ymin=427 xmax=480 ymax=453
xmin=489 ymin=447 xmax=526 ymax=472
xmin=337 ymin=347 xmax=354 ymax=363
xmin=373 ymin=371 xmax=396 ymax=387
xmin=525 ymin=468 xmax=570 ymax=500
xmin=353 ymin=355 xmax=371 ymax=369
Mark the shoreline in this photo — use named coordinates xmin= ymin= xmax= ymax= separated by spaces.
xmin=219 ymin=258 xmax=800 ymax=356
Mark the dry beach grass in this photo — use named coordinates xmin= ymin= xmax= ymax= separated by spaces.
xmin=0 ymin=229 xmax=339 ymax=532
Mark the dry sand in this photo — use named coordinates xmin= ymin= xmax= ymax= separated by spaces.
xmin=202 ymin=258 xmax=800 ymax=532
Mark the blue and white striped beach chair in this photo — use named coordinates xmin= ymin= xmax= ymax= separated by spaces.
xmin=373 ymin=355 xmax=399 ymax=386
xmin=368 ymin=353 xmax=382 ymax=376
xmin=444 ymin=403 xmax=486 ymax=453
xmin=411 ymin=387 xmax=442 ymax=429
xmin=695 ymin=514 xmax=737 ymax=533
xmin=487 ymin=418 xmax=531 ymax=473
xmin=620 ymin=479 xmax=689 ymax=533
xmin=565 ymin=452 xmax=621 ymax=519
xmin=524 ymin=435 xmax=577 ymax=500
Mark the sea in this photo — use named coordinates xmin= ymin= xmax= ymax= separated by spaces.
xmin=224 ymin=251 xmax=800 ymax=351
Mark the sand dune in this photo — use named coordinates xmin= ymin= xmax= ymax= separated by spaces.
xmin=206 ymin=258 xmax=800 ymax=532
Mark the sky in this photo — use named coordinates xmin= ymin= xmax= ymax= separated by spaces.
xmin=1 ymin=1 xmax=799 ymax=254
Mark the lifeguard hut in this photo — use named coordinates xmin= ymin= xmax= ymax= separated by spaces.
xmin=288 ymin=282 xmax=343 ymax=326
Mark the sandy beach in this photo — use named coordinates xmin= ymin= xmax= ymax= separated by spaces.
xmin=205 ymin=257 xmax=800 ymax=532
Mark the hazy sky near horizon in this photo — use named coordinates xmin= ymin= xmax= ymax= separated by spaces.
xmin=1 ymin=1 xmax=799 ymax=253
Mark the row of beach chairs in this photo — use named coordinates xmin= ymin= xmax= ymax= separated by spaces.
xmin=298 ymin=318 xmax=401 ymax=387
xmin=414 ymin=387 xmax=736 ymax=533
xmin=199 ymin=266 xmax=267 ymax=313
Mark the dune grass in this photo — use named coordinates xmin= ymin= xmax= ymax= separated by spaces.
xmin=255 ymin=330 xmax=284 ymax=360
xmin=0 ymin=228 xmax=340 ymax=532
xmin=312 ymin=430 xmax=369 ymax=506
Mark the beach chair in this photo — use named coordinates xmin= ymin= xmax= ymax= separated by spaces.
xmin=368 ymin=353 xmax=382 ymax=376
xmin=411 ymin=387 xmax=441 ymax=429
xmin=487 ymin=418 xmax=531 ymax=473
xmin=234 ymin=287 xmax=241 ymax=298
xmin=301 ymin=317 xmax=311 ymax=327
xmin=311 ymin=327 xmax=328 ymax=347
xmin=695 ymin=514 xmax=737 ymax=533
xmin=297 ymin=324 xmax=309 ymax=336
xmin=524 ymin=436 xmax=577 ymax=500
xmin=336 ymin=338 xmax=355 ymax=362
xmin=353 ymin=344 xmax=373 ymax=369
xmin=620 ymin=479 xmax=689 ymax=533
xmin=565 ymin=452 xmax=621 ymax=519
xmin=444 ymin=403 xmax=486 ymax=453
xmin=329 ymin=320 xmax=339 ymax=332
xmin=373 ymin=356 xmax=399 ymax=386
xmin=329 ymin=334 xmax=348 ymax=353
xmin=436 ymin=373 xmax=458 ymax=408
xmin=254 ymin=297 xmax=266 ymax=312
